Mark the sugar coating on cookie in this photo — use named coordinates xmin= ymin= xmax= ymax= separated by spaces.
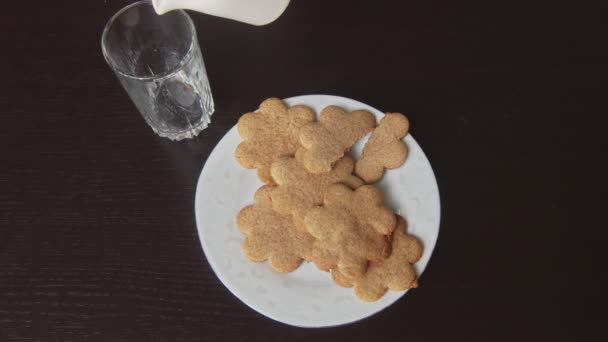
xmin=355 ymin=113 xmax=409 ymax=184
xmin=331 ymin=216 xmax=422 ymax=302
xmin=236 ymin=185 xmax=315 ymax=273
xmin=235 ymin=98 xmax=315 ymax=184
xmin=299 ymin=105 xmax=376 ymax=174
xmin=303 ymin=183 xmax=395 ymax=278
xmin=270 ymin=149 xmax=363 ymax=231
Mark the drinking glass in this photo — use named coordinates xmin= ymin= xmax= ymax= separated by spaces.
xmin=101 ymin=0 xmax=214 ymax=140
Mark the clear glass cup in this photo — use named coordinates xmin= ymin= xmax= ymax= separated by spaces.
xmin=101 ymin=0 xmax=214 ymax=140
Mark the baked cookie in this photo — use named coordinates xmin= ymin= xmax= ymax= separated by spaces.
xmin=355 ymin=113 xmax=409 ymax=183
xmin=305 ymin=202 xmax=391 ymax=278
xmin=236 ymin=185 xmax=315 ymax=273
xmin=304 ymin=183 xmax=395 ymax=278
xmin=270 ymin=149 xmax=363 ymax=231
xmin=331 ymin=215 xmax=422 ymax=302
xmin=299 ymin=105 xmax=376 ymax=174
xmin=235 ymin=98 xmax=315 ymax=184
xmin=320 ymin=182 xmax=397 ymax=235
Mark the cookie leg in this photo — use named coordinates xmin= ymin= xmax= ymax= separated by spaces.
xmin=268 ymin=253 xmax=303 ymax=273
xmin=242 ymin=238 xmax=268 ymax=263
xmin=387 ymin=265 xmax=418 ymax=291
xmin=338 ymin=259 xmax=368 ymax=279
xmin=331 ymin=269 xmax=354 ymax=288
xmin=256 ymin=165 xmax=275 ymax=184
xmin=383 ymin=140 xmax=408 ymax=169
xmin=354 ymin=283 xmax=388 ymax=302
xmin=310 ymin=245 xmax=336 ymax=272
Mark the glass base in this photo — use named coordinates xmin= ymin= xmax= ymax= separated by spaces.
xmin=152 ymin=116 xmax=211 ymax=141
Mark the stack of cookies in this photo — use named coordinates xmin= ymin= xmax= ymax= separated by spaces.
xmin=234 ymin=98 xmax=422 ymax=302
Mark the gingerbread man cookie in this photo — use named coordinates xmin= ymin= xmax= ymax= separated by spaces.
xmin=236 ymin=185 xmax=315 ymax=273
xmin=299 ymin=105 xmax=376 ymax=174
xmin=355 ymin=113 xmax=409 ymax=183
xmin=235 ymin=98 xmax=315 ymax=184
xmin=270 ymin=149 xmax=363 ymax=231
xmin=303 ymin=183 xmax=395 ymax=278
xmin=331 ymin=215 xmax=422 ymax=301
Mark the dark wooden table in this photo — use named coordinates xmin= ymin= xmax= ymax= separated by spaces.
xmin=1 ymin=0 xmax=606 ymax=340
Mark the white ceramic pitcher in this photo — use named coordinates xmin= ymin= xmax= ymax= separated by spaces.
xmin=152 ymin=0 xmax=290 ymax=26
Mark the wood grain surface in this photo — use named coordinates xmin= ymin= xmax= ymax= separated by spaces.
xmin=1 ymin=0 xmax=606 ymax=340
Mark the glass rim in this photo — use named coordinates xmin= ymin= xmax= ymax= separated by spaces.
xmin=101 ymin=0 xmax=198 ymax=81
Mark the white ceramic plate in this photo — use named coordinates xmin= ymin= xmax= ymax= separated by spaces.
xmin=194 ymin=95 xmax=440 ymax=327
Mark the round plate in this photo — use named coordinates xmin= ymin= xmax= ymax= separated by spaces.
xmin=195 ymin=95 xmax=440 ymax=327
